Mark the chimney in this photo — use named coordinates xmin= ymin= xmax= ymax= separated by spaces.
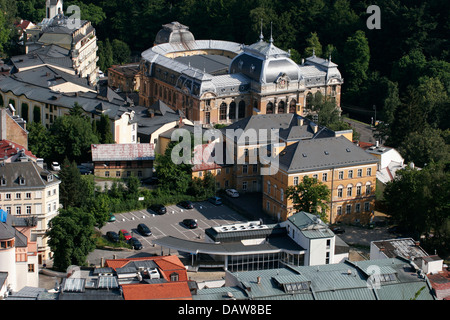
xmin=257 ymin=276 xmax=261 ymax=284
xmin=297 ymin=117 xmax=304 ymax=126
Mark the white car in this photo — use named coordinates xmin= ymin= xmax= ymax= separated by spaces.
xmin=51 ymin=162 xmax=60 ymax=171
xmin=226 ymin=189 xmax=239 ymax=198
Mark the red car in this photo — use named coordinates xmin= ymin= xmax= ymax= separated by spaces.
xmin=119 ymin=229 xmax=132 ymax=241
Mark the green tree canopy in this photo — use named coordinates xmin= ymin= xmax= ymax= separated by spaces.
xmin=286 ymin=175 xmax=331 ymax=222
xmin=46 ymin=206 xmax=96 ymax=271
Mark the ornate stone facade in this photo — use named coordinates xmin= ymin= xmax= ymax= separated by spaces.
xmin=139 ymin=22 xmax=343 ymax=126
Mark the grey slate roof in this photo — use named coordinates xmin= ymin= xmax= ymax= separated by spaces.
xmin=223 ymin=113 xmax=334 ymax=144
xmin=0 ymin=74 xmax=131 ymax=122
xmin=194 ymin=257 xmax=435 ymax=300
xmin=0 ymin=161 xmax=59 ymax=190
xmin=278 ymin=135 xmax=378 ymax=173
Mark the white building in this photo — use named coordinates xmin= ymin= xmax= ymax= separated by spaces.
xmin=0 ymin=161 xmax=60 ymax=265
xmin=0 ymin=211 xmax=39 ymax=295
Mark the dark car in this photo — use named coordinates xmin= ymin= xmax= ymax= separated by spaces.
xmin=77 ymin=165 xmax=92 ymax=175
xmin=182 ymin=219 xmax=198 ymax=229
xmin=208 ymin=196 xmax=222 ymax=206
xmin=150 ymin=204 xmax=167 ymax=215
xmin=179 ymin=201 xmax=194 ymax=209
xmin=128 ymin=237 xmax=143 ymax=250
xmin=330 ymin=226 xmax=345 ymax=234
xmin=137 ymin=223 xmax=152 ymax=236
xmin=106 ymin=231 xmax=119 ymax=243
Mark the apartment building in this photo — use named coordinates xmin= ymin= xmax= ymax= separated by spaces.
xmin=0 ymin=161 xmax=60 ymax=265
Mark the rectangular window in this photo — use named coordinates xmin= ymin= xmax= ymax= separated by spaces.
xmin=348 ymin=170 xmax=353 ymax=179
xmin=346 ymin=204 xmax=352 ymax=214
xmin=252 ymin=164 xmax=258 ymax=173
xmin=6 ymin=207 xmax=11 ymax=214
xmin=338 ymin=171 xmax=343 ymax=180
xmin=28 ymin=264 xmax=35 ymax=273
xmin=26 ymin=205 xmax=32 ymax=214
xmin=242 ymin=181 xmax=248 ymax=191
xmin=356 ymin=185 xmax=362 ymax=196
xmin=6 ymin=193 xmax=11 ymax=200
xmin=242 ymin=165 xmax=248 ymax=174
xmin=364 ymin=202 xmax=370 ymax=212
xmin=337 ymin=206 xmax=342 ymax=215
xmin=357 ymin=169 xmax=362 ymax=177
xmin=137 ymin=171 xmax=143 ymax=178
xmin=355 ymin=203 xmax=361 ymax=213
xmin=105 ymin=171 xmax=110 ymax=177
xmin=293 ymin=177 xmax=299 ymax=185
xmin=15 ymin=193 xmax=21 ymax=199
xmin=337 ymin=188 xmax=343 ymax=198
xmin=322 ymin=173 xmax=327 ymax=182
xmin=367 ymin=168 xmax=372 ymax=176
xmin=366 ymin=185 xmax=371 ymax=195
xmin=16 ymin=206 xmax=22 ymax=215
xmin=116 ymin=171 xmax=121 ymax=177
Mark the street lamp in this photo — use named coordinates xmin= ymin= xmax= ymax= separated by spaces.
xmin=373 ymin=105 xmax=376 ymax=126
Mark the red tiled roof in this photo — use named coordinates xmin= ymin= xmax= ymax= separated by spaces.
xmin=354 ymin=141 xmax=375 ymax=150
xmin=121 ymin=281 xmax=192 ymax=300
xmin=0 ymin=140 xmax=36 ymax=160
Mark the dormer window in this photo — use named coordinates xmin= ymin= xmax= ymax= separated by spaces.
xmin=47 ymin=174 xmax=53 ymax=182
xmin=170 ymin=272 xmax=179 ymax=282
xmin=19 ymin=176 xmax=25 ymax=185
xmin=0 ymin=176 xmax=6 ymax=186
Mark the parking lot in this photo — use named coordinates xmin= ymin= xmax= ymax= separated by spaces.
xmin=90 ymin=200 xmax=247 ymax=263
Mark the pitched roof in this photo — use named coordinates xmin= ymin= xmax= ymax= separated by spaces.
xmin=121 ymin=281 xmax=192 ymax=300
xmin=278 ymin=136 xmax=378 ymax=173
xmin=0 ymin=161 xmax=59 ymax=189
xmin=91 ymin=143 xmax=155 ymax=162
xmin=0 ymin=140 xmax=37 ymax=160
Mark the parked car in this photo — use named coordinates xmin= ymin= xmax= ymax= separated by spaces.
xmin=226 ymin=189 xmax=239 ymax=198
xmin=330 ymin=226 xmax=345 ymax=234
xmin=137 ymin=223 xmax=152 ymax=236
xmin=128 ymin=237 xmax=143 ymax=250
xmin=208 ymin=196 xmax=222 ymax=206
xmin=51 ymin=162 xmax=60 ymax=171
xmin=182 ymin=219 xmax=198 ymax=229
xmin=150 ymin=204 xmax=167 ymax=215
xmin=119 ymin=229 xmax=132 ymax=241
xmin=178 ymin=200 xmax=194 ymax=209
xmin=106 ymin=231 xmax=119 ymax=243
xmin=77 ymin=165 xmax=92 ymax=175
xmin=108 ymin=213 xmax=116 ymax=222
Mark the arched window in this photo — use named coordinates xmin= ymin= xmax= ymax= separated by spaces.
xmin=219 ymin=102 xmax=227 ymax=121
xmin=289 ymin=99 xmax=296 ymax=113
xmin=337 ymin=185 xmax=344 ymax=198
xmin=238 ymin=100 xmax=246 ymax=118
xmin=365 ymin=182 xmax=372 ymax=195
xmin=305 ymin=92 xmax=313 ymax=110
xmin=229 ymin=101 xmax=236 ymax=120
xmin=277 ymin=101 xmax=285 ymax=114
xmin=266 ymin=102 xmax=273 ymax=114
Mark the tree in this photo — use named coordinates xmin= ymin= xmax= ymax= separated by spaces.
xmin=46 ymin=207 xmax=96 ymax=271
xmin=155 ymin=140 xmax=192 ymax=195
xmin=59 ymin=158 xmax=90 ymax=209
xmin=399 ymin=127 xmax=450 ymax=168
xmin=383 ymin=163 xmax=450 ymax=256
xmin=96 ymin=114 xmax=114 ymax=144
xmin=27 ymin=121 xmax=53 ymax=160
xmin=49 ymin=104 xmax=99 ymax=164
xmin=286 ymin=176 xmax=331 ymax=222
xmin=342 ymin=30 xmax=370 ymax=95
xmin=112 ymin=39 xmax=131 ymax=65
xmin=303 ymin=32 xmax=322 ymax=58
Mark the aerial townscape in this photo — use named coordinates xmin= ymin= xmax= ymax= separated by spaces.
xmin=0 ymin=0 xmax=449 ymax=309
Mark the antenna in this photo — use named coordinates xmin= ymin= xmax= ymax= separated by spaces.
xmin=269 ymin=22 xmax=274 ymax=43
xmin=259 ymin=19 xmax=264 ymax=41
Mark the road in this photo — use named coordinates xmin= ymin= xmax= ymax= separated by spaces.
xmin=344 ymin=118 xmax=377 ymax=144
